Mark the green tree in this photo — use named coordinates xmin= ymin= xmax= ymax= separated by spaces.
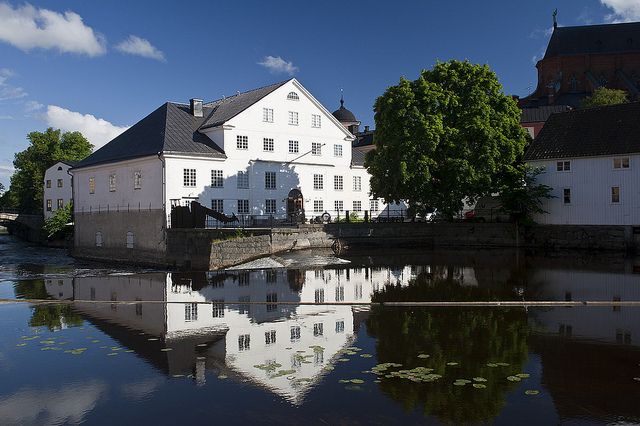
xmin=7 ymin=128 xmax=92 ymax=212
xmin=365 ymin=60 xmax=528 ymax=218
xmin=581 ymin=87 xmax=628 ymax=109
xmin=499 ymin=165 xmax=554 ymax=224
xmin=43 ymin=202 xmax=73 ymax=239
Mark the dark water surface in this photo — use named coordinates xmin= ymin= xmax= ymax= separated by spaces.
xmin=1 ymin=233 xmax=640 ymax=425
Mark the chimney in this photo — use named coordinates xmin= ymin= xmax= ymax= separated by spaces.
xmin=364 ymin=125 xmax=370 ymax=132
xmin=190 ymin=98 xmax=203 ymax=117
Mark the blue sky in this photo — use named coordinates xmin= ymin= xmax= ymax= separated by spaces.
xmin=1 ymin=0 xmax=638 ymax=188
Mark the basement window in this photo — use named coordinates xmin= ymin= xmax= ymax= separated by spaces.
xmin=95 ymin=232 xmax=103 ymax=247
xmin=126 ymin=231 xmax=134 ymax=249
xmin=134 ymin=171 xmax=142 ymax=189
xmin=109 ymin=174 xmax=117 ymax=192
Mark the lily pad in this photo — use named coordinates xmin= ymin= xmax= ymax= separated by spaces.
xmin=486 ymin=363 xmax=499 ymax=368
xmin=516 ymin=373 xmax=530 ymax=379
xmin=453 ymin=381 xmax=467 ymax=386
xmin=473 ymin=377 xmax=488 ymax=382
xmin=446 ymin=362 xmax=459 ymax=366
xmin=473 ymin=383 xmax=487 ymax=389
xmin=338 ymin=358 xmax=349 ymax=362
xmin=417 ymin=354 xmax=430 ymax=359
xmin=338 ymin=379 xmax=350 ymax=383
xmin=107 ymin=352 xmax=118 ymax=356
xmin=507 ymin=376 xmax=521 ymax=382
xmin=160 ymin=348 xmax=172 ymax=352
xmin=524 ymin=389 xmax=540 ymax=395
xmin=350 ymin=379 xmax=364 ymax=384
xmin=360 ymin=353 xmax=373 ymax=358
xmin=496 ymin=362 xmax=510 ymax=366
xmin=633 ymin=377 xmax=640 ymax=382
xmin=91 ymin=340 xmax=100 ymax=343
xmin=173 ymin=374 xmax=185 ymax=378
xmin=16 ymin=343 xmax=27 ymax=347
xmin=218 ymin=375 xmax=228 ymax=380
xmin=344 ymin=385 xmax=362 ymax=391
xmin=147 ymin=338 xmax=159 ymax=341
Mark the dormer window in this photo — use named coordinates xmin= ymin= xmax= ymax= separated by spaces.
xmin=287 ymin=92 xmax=299 ymax=101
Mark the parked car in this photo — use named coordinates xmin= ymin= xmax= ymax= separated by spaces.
xmin=464 ymin=196 xmax=511 ymax=222
xmin=404 ymin=206 xmax=437 ymax=222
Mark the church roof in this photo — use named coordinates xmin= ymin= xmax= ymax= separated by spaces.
xmin=520 ymin=105 xmax=572 ymax=123
xmin=544 ymin=22 xmax=640 ymax=58
xmin=524 ymin=101 xmax=640 ymax=161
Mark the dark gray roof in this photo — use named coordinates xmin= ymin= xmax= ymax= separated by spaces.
xmin=353 ymin=130 xmax=374 ymax=147
xmin=545 ymin=22 xmax=640 ymax=58
xmin=59 ymin=160 xmax=79 ymax=167
xmin=352 ymin=145 xmax=375 ymax=167
xmin=199 ymin=80 xmax=290 ymax=129
xmin=74 ymin=102 xmax=226 ymax=169
xmin=521 ymin=105 xmax=572 ymax=123
xmin=524 ymin=101 xmax=640 ymax=161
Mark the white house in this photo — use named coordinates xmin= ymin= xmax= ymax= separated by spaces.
xmin=70 ymin=79 xmax=404 ymax=262
xmin=43 ymin=161 xmax=75 ymax=219
xmin=524 ymin=102 xmax=640 ymax=225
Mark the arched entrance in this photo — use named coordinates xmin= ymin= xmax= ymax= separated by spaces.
xmin=287 ymin=188 xmax=304 ymax=223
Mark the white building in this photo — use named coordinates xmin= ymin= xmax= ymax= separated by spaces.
xmin=524 ymin=102 xmax=640 ymax=225
xmin=43 ymin=161 xmax=74 ymax=219
xmin=70 ymin=79 xmax=404 ymax=261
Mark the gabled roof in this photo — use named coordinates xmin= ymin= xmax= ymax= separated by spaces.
xmin=544 ymin=22 xmax=640 ymax=58
xmin=521 ymin=105 xmax=572 ymax=123
xmin=199 ymin=80 xmax=290 ymax=129
xmin=73 ymin=102 xmax=226 ymax=169
xmin=352 ymin=145 xmax=375 ymax=167
xmin=524 ymin=101 xmax=640 ymax=161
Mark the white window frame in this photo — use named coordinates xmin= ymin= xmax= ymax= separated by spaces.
xmin=237 ymin=135 xmax=248 ymax=150
xmin=109 ymin=174 xmax=117 ymax=192
xmin=57 ymin=179 xmax=63 ymax=188
xmin=262 ymin=107 xmax=274 ymax=123
xmin=57 ymin=199 xmax=64 ymax=209
xmin=334 ymin=200 xmax=343 ymax=211
xmin=265 ymin=171 xmax=276 ymax=190
xmin=89 ymin=177 xmax=95 ymax=194
xmin=265 ymin=199 xmax=276 ymax=214
xmin=287 ymin=92 xmax=299 ymax=101
xmin=211 ymin=199 xmax=224 ymax=212
xmin=334 ymin=175 xmax=343 ymax=191
xmin=313 ymin=174 xmax=324 ymax=190
xmin=126 ymin=231 xmax=134 ymax=249
xmin=611 ymin=186 xmax=621 ymax=204
xmin=312 ymin=142 xmax=322 ymax=156
xmin=211 ymin=170 xmax=224 ymax=187
xmin=238 ymin=199 xmax=249 ymax=214
xmin=556 ymin=160 xmax=571 ymax=172
xmin=353 ymin=176 xmax=362 ymax=191
xmin=265 ymin=330 xmax=276 ymax=345
xmin=288 ymin=111 xmax=299 ymax=126
xmin=613 ymin=157 xmax=630 ymax=169
xmin=183 ymin=169 xmax=196 ymax=187
xmin=237 ymin=171 xmax=249 ymax=189
xmin=46 ymin=199 xmax=52 ymax=211
xmin=263 ymin=138 xmax=274 ymax=152
xmin=312 ymin=114 xmax=321 ymax=128
xmin=313 ymin=200 xmax=324 ymax=213
xmin=134 ymin=171 xmax=142 ymax=190
xmin=288 ymin=140 xmax=299 ymax=154
xmin=334 ymin=144 xmax=343 ymax=157
xmin=95 ymin=231 xmax=103 ymax=247
xmin=370 ymin=199 xmax=379 ymax=212
xmin=353 ymin=201 xmax=362 ymax=212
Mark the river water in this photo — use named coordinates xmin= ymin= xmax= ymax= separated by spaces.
xmin=1 ymin=231 xmax=639 ymax=425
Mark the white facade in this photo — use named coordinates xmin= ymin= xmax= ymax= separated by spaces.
xmin=71 ymin=79 xmax=404 ymax=241
xmin=43 ymin=162 xmax=73 ymax=219
xmin=528 ymin=154 xmax=640 ymax=225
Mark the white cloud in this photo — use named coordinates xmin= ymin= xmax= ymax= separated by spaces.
xmin=600 ymin=0 xmax=640 ymax=22
xmin=529 ymin=27 xmax=553 ymax=39
xmin=115 ymin=35 xmax=165 ymax=61
xmin=258 ymin=55 xmax=298 ymax=76
xmin=0 ymin=2 xmax=106 ymax=56
xmin=0 ymin=115 xmax=13 ymax=119
xmin=0 ymin=68 xmax=27 ymax=101
xmin=24 ymin=99 xmax=44 ymax=113
xmin=45 ymin=105 xmax=129 ymax=149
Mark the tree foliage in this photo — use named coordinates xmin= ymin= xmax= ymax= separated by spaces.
xmin=581 ymin=87 xmax=628 ymax=109
xmin=5 ymin=128 xmax=92 ymax=212
xmin=499 ymin=165 xmax=554 ymax=224
xmin=43 ymin=202 xmax=73 ymax=239
xmin=365 ymin=60 xmax=528 ymax=217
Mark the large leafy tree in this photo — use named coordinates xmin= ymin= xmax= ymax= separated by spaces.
xmin=581 ymin=87 xmax=628 ymax=109
xmin=6 ymin=128 xmax=92 ymax=212
xmin=365 ymin=60 xmax=528 ymax=217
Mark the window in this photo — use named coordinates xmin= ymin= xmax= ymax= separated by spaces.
xmin=312 ymin=114 xmax=321 ymax=128
xmin=353 ymin=201 xmax=362 ymax=212
xmin=263 ymin=138 xmax=274 ymax=152
xmin=46 ymin=199 xmax=52 ymax=211
xmin=287 ymin=91 xmax=299 ymax=101
xmin=95 ymin=232 xmax=103 ymax=247
xmin=335 ymin=286 xmax=344 ymax=301
xmin=354 ymin=284 xmax=363 ymax=300
xmin=57 ymin=179 xmax=63 ymax=188
xmin=315 ymin=288 xmax=325 ymax=303
xmin=353 ymin=176 xmax=362 ymax=191
xmin=134 ymin=171 xmax=142 ymax=189
xmin=212 ymin=299 xmax=224 ymax=318
xmin=563 ymin=188 xmax=571 ymax=204
xmin=263 ymin=107 xmax=274 ymax=122
xmin=237 ymin=135 xmax=248 ymax=150
xmin=238 ymin=272 xmax=250 ymax=286
xmin=126 ymin=231 xmax=134 ymax=249
xmin=135 ymin=299 xmax=143 ymax=317
xmin=238 ymin=296 xmax=250 ymax=314
xmin=312 ymin=142 xmax=322 ymax=155
xmin=238 ymin=199 xmax=249 ymax=214
xmin=334 ymin=175 xmax=343 ymax=191
xmin=334 ymin=144 xmax=342 ymax=157
xmin=313 ymin=323 xmax=324 ymax=337
xmin=238 ymin=334 xmax=250 ymax=351
xmin=290 ymin=326 xmax=301 ymax=341
xmin=109 ymin=174 xmax=117 ymax=192
xmin=556 ymin=160 xmax=571 ymax=171
xmin=370 ymin=199 xmax=379 ymax=212
xmin=335 ymin=320 xmax=345 ymax=333
xmin=237 ymin=171 xmax=249 ymax=189
xmin=89 ymin=177 xmax=95 ymax=194
xmin=611 ymin=186 xmax=620 ymax=203
xmin=46 ymin=180 xmax=51 ymax=188
xmin=288 ymin=111 xmax=298 ymax=125
xmin=211 ymin=170 xmax=223 ymax=187
xmin=288 ymin=140 xmax=299 ymax=153
xmin=314 ymin=200 xmax=324 ymax=213
xmin=211 ymin=199 xmax=224 ymax=212
xmin=183 ymin=169 xmax=196 ymax=187
xmin=613 ymin=157 xmax=630 ymax=169
xmin=266 ymin=292 xmax=278 ymax=312
xmin=334 ymin=200 xmax=343 ymax=211
xmin=314 ymin=174 xmax=324 ymax=190
xmin=265 ymin=199 xmax=276 ymax=214
xmin=265 ymin=171 xmax=276 ymax=189
xmin=185 ymin=303 xmax=198 ymax=321
xmin=57 ymin=199 xmax=64 ymax=209
xmin=265 ymin=330 xmax=276 ymax=345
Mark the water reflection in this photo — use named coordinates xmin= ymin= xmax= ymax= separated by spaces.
xmin=7 ymin=249 xmax=640 ymax=423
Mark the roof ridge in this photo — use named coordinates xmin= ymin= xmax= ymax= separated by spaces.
xmin=555 ymin=21 xmax=640 ymax=30
xmin=204 ymin=79 xmax=291 ymax=106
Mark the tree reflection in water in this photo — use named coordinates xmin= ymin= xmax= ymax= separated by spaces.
xmin=367 ymin=275 xmax=530 ymax=424
xmin=13 ymin=279 xmax=83 ymax=331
